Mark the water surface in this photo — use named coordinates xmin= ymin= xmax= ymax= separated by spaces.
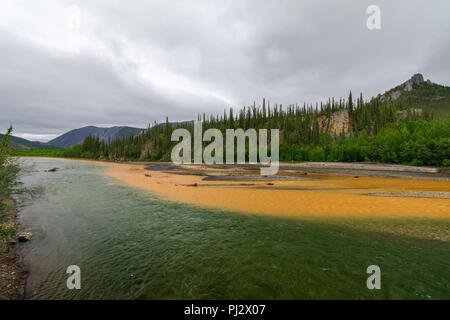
xmin=17 ymin=158 xmax=450 ymax=299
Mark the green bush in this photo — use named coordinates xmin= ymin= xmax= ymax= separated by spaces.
xmin=0 ymin=126 xmax=20 ymax=227
xmin=288 ymin=118 xmax=450 ymax=166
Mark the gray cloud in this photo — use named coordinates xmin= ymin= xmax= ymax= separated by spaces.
xmin=0 ymin=0 xmax=449 ymax=141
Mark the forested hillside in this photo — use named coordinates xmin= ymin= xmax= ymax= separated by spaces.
xmin=51 ymin=74 xmax=450 ymax=167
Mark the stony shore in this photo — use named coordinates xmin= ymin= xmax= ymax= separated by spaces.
xmin=0 ymin=198 xmax=26 ymax=300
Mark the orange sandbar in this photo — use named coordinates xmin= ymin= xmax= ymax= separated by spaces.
xmin=99 ymin=162 xmax=450 ymax=219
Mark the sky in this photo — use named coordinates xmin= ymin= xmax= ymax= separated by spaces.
xmin=0 ymin=0 xmax=449 ymax=142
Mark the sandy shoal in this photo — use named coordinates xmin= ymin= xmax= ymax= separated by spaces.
xmin=86 ymin=161 xmax=450 ymax=220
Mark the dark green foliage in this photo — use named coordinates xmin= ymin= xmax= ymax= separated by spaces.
xmin=11 ymin=145 xmax=81 ymax=158
xmin=0 ymin=126 xmax=21 ymax=228
xmin=293 ymin=119 xmax=450 ymax=166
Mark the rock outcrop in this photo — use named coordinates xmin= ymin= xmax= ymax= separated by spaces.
xmin=391 ymin=90 xmax=401 ymax=100
xmin=140 ymin=141 xmax=154 ymax=159
xmin=396 ymin=108 xmax=423 ymax=119
xmin=319 ymin=109 xmax=350 ymax=136
xmin=381 ymin=73 xmax=427 ymax=102
xmin=404 ymin=73 xmax=424 ymax=91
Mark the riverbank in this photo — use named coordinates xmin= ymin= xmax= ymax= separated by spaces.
xmin=0 ymin=197 xmax=26 ymax=300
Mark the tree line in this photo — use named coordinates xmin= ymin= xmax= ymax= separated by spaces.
xmin=58 ymin=91 xmax=448 ymax=166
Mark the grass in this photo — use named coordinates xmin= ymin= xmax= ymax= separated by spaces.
xmin=0 ymin=225 xmax=16 ymax=243
xmin=11 ymin=148 xmax=67 ymax=157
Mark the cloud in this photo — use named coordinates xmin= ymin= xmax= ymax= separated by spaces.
xmin=0 ymin=0 xmax=448 ymax=141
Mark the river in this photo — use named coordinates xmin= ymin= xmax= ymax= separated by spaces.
xmin=16 ymin=158 xmax=450 ymax=299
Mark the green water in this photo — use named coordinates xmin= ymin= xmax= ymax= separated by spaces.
xmin=17 ymin=158 xmax=450 ymax=299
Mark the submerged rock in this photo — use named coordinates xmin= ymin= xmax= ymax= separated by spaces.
xmin=17 ymin=232 xmax=32 ymax=242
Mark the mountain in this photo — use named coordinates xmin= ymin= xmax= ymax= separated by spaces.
xmin=48 ymin=126 xmax=143 ymax=148
xmin=309 ymin=74 xmax=450 ymax=138
xmin=376 ymin=73 xmax=450 ymax=119
xmin=0 ymin=134 xmax=53 ymax=150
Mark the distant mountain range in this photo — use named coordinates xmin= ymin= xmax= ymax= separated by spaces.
xmin=3 ymin=126 xmax=143 ymax=150
xmin=47 ymin=126 xmax=143 ymax=148
xmin=0 ymin=134 xmax=54 ymax=150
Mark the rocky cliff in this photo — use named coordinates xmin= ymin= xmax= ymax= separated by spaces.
xmin=319 ymin=109 xmax=351 ymax=136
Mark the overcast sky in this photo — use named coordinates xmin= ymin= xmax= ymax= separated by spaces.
xmin=0 ymin=0 xmax=449 ymax=141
